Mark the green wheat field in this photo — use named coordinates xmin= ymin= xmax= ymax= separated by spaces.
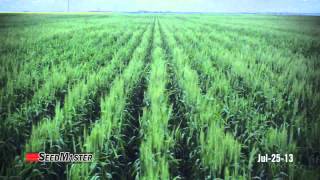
xmin=0 ymin=13 xmax=319 ymax=179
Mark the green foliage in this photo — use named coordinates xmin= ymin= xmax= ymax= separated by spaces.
xmin=0 ymin=13 xmax=319 ymax=179
xmin=70 ymin=20 xmax=154 ymax=179
xmin=139 ymin=20 xmax=174 ymax=179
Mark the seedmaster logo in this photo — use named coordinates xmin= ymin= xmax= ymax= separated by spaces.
xmin=25 ymin=152 xmax=93 ymax=163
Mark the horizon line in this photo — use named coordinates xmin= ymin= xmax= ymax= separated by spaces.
xmin=0 ymin=11 xmax=320 ymax=14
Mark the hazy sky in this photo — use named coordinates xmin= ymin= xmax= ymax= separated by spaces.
xmin=0 ymin=0 xmax=319 ymax=13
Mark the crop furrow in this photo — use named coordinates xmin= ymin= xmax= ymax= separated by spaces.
xmin=137 ymin=18 xmax=176 ymax=179
xmin=22 ymin=25 xmax=149 ymax=179
xmin=159 ymin=19 xmax=199 ymax=180
xmin=3 ymin=24 xmax=149 ymax=178
xmin=160 ymin=18 xmax=243 ymax=179
xmin=117 ymin=17 xmax=155 ymax=179
xmin=169 ymin=17 xmax=308 ymax=178
xmin=0 ymin=25 xmax=139 ymax=175
xmin=68 ymin=21 xmax=154 ymax=180
xmin=0 ymin=21 xmax=134 ymax=120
